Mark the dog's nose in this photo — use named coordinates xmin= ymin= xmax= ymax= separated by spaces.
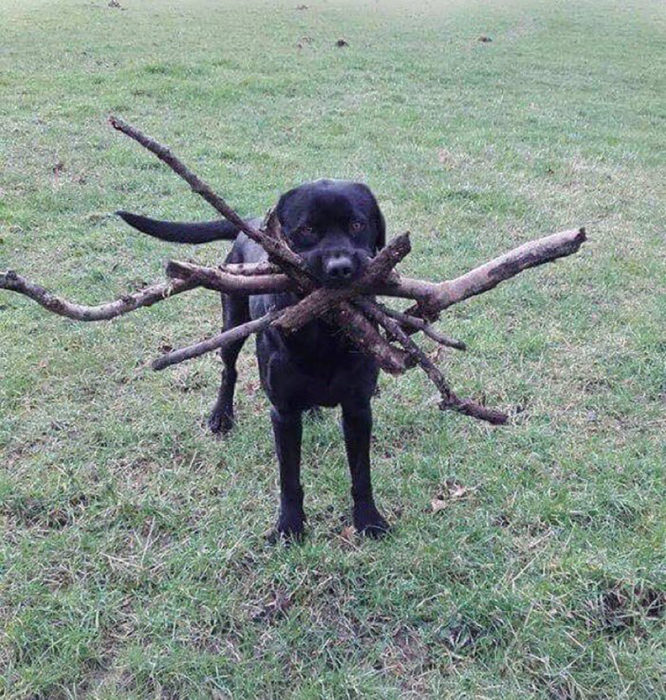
xmin=324 ymin=255 xmax=354 ymax=280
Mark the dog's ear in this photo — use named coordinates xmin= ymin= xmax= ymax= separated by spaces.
xmin=354 ymin=183 xmax=385 ymax=252
xmin=275 ymin=187 xmax=300 ymax=227
xmin=374 ymin=204 xmax=386 ymax=252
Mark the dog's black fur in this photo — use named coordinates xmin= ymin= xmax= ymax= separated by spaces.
xmin=117 ymin=179 xmax=389 ymax=539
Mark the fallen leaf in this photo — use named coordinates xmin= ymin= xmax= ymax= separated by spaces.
xmin=52 ymin=162 xmax=64 ymax=184
xmin=431 ymin=496 xmax=447 ymax=513
xmin=251 ymin=589 xmax=292 ymax=622
xmin=341 ymin=525 xmax=356 ymax=541
xmin=450 ymin=484 xmax=467 ymax=499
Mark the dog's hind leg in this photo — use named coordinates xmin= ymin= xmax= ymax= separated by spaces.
xmin=208 ymin=294 xmax=249 ymax=435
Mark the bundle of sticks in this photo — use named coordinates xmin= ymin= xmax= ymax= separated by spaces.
xmin=0 ymin=117 xmax=587 ymax=425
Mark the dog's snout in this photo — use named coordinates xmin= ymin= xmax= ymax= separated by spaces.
xmin=325 ymin=254 xmax=354 ymax=280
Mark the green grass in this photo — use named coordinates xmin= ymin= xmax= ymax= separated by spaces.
xmin=1 ymin=0 xmax=665 ymax=697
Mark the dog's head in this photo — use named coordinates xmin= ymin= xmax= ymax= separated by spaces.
xmin=275 ymin=179 xmax=386 ymax=288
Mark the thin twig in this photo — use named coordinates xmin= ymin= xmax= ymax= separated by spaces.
xmin=357 ymin=299 xmax=508 ymax=425
xmin=152 ymin=310 xmax=282 ymax=370
xmin=109 ymin=115 xmax=312 ymax=284
xmin=374 ymin=301 xmax=466 ymax=350
xmin=166 ymin=260 xmax=292 ymax=294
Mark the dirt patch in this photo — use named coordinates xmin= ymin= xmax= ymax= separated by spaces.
xmin=3 ymin=492 xmax=92 ymax=529
xmin=586 ymin=583 xmax=665 ymax=634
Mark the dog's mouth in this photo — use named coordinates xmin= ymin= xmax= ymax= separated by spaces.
xmin=318 ymin=274 xmax=358 ymax=289
xmin=303 ymin=249 xmax=370 ymax=289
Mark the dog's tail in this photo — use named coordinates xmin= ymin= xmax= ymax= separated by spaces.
xmin=116 ymin=211 xmax=240 ymax=244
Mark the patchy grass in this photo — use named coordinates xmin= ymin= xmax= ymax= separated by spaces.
xmin=1 ymin=0 xmax=665 ymax=697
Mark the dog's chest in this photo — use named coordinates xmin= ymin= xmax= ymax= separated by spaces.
xmin=256 ymin=324 xmax=377 ymax=410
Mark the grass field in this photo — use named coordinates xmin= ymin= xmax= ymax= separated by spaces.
xmin=1 ymin=0 xmax=665 ymax=697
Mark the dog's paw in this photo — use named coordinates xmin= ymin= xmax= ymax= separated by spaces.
xmin=266 ymin=508 xmax=306 ymax=545
xmin=208 ymin=408 xmax=234 ymax=436
xmin=353 ymin=504 xmax=390 ymax=539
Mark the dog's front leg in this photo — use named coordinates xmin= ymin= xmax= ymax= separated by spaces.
xmin=341 ymin=399 xmax=390 ymax=538
xmin=270 ymin=406 xmax=306 ymax=540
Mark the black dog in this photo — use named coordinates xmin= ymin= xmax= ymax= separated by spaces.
xmin=118 ymin=179 xmax=389 ymax=539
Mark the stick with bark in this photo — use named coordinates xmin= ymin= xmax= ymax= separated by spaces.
xmin=163 ymin=227 xmax=586 ymax=310
xmin=402 ymin=227 xmax=587 ymax=319
xmin=0 ymin=271 xmax=198 ymax=322
xmin=272 ymin=232 xmax=410 ymax=333
xmin=372 ymin=302 xmax=466 ymax=351
xmin=109 ymin=116 xmax=310 ymax=284
xmin=152 ymin=310 xmax=282 ymax=370
xmin=165 ymin=261 xmax=292 ymax=295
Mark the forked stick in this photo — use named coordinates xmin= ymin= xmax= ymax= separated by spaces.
xmin=358 ymin=299 xmax=508 ymax=424
xmin=373 ymin=302 xmax=466 ymax=351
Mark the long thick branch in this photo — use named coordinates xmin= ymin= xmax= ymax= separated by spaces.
xmin=0 ymin=267 xmax=407 ymax=373
xmin=166 ymin=227 xmax=586 ymax=310
xmin=401 ymin=227 xmax=587 ymax=318
xmin=0 ymin=270 xmax=197 ymax=321
xmin=0 ymin=266 xmax=406 ymax=374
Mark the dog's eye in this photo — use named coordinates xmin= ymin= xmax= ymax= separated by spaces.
xmin=296 ymin=225 xmax=317 ymax=245
xmin=350 ymin=221 xmax=365 ymax=233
